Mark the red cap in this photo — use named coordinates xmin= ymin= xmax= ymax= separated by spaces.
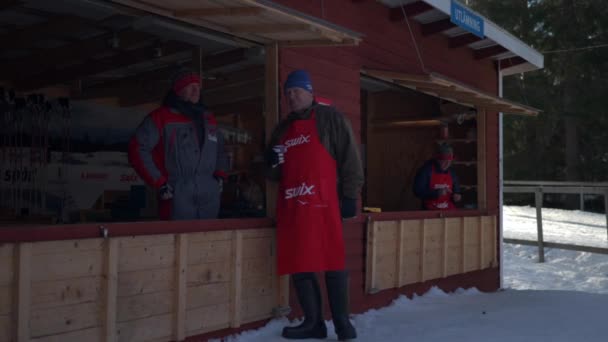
xmin=173 ymin=73 xmax=201 ymax=94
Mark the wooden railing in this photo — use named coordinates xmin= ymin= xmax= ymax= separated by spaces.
xmin=503 ymin=181 xmax=608 ymax=262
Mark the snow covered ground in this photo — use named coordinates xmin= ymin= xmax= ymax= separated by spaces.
xmin=212 ymin=206 xmax=608 ymax=342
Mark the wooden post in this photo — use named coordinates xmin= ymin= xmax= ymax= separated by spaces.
xmin=230 ymin=231 xmax=243 ymax=328
xmin=604 ymin=190 xmax=608 ymax=241
xmin=15 ymin=243 xmax=31 ymax=342
xmin=174 ymin=234 xmax=188 ymax=340
xmin=395 ymin=221 xmax=405 ymax=287
xmin=535 ymin=188 xmax=545 ymax=262
xmin=365 ymin=218 xmax=377 ymax=293
xmin=265 ymin=43 xmax=279 ymax=218
xmin=103 ymin=239 xmax=118 ymax=342
xmin=419 ymin=220 xmax=426 ymax=282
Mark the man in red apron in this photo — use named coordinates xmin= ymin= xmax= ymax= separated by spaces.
xmin=266 ymin=70 xmax=363 ymax=340
xmin=413 ymin=142 xmax=462 ymax=210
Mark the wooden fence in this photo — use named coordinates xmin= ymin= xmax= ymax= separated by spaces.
xmin=503 ymin=181 xmax=608 ymax=262
xmin=365 ymin=216 xmax=497 ymax=294
xmin=0 ymin=228 xmax=287 ymax=342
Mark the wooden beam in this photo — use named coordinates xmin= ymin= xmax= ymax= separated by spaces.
xmin=0 ymin=0 xmax=20 ymax=11
xmin=499 ymin=56 xmax=526 ymax=70
xmin=421 ymin=18 xmax=455 ymax=36
xmin=202 ymin=48 xmax=251 ymax=70
xmin=448 ymin=33 xmax=482 ymax=48
xmin=229 ymin=23 xmax=309 ymax=34
xmin=389 ymin=1 xmax=434 ymax=21
xmin=16 ymin=41 xmax=190 ymax=91
xmin=174 ymin=7 xmax=263 ymax=18
xmin=474 ymin=45 xmax=509 ymax=60
xmin=0 ymin=15 xmax=107 ymax=50
xmin=1 ymin=30 xmax=155 ymax=81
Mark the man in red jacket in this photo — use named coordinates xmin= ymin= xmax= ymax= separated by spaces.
xmin=266 ymin=70 xmax=363 ymax=341
xmin=128 ymin=69 xmax=227 ymax=220
xmin=413 ymin=142 xmax=462 ymax=210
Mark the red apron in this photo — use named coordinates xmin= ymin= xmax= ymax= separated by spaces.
xmin=276 ymin=111 xmax=344 ymax=275
xmin=424 ymin=164 xmax=456 ymax=210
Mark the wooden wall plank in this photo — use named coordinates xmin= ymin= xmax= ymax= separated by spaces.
xmin=117 ymin=235 xmax=174 ymax=248
xmin=118 ymin=269 xmax=173 ymax=297
xmin=241 ymin=295 xmax=275 ymax=324
xmin=372 ymin=221 xmax=399 ymax=291
xmin=30 ymin=302 xmax=100 ymax=338
xmin=188 ymin=231 xmax=233 ymax=243
xmin=186 ymin=283 xmax=230 ymax=310
xmin=0 ymin=314 xmax=9 ymax=342
xmin=243 ymin=258 xmax=273 ymax=279
xmin=174 ymin=234 xmax=187 ymax=341
xmin=187 ymin=240 xmax=232 ymax=265
xmin=463 ymin=217 xmax=481 ymax=272
xmin=31 ymin=277 xmax=101 ymax=310
xmin=442 ymin=218 xmax=448 ymax=278
xmin=230 ymin=231 xmax=243 ymax=328
xmin=394 ymin=221 xmax=405 ymax=287
xmin=365 ymin=220 xmax=376 ymax=293
xmin=16 ymin=243 xmax=31 ymax=342
xmin=32 ymin=239 xmax=103 ymax=255
xmin=118 ymin=245 xmax=175 ymax=273
xmin=444 ymin=218 xmax=464 ymax=277
xmin=117 ymin=313 xmax=172 ymax=342
xmin=117 ymin=291 xmax=173 ymax=323
xmin=422 ymin=219 xmax=443 ymax=281
xmin=0 ymin=244 xmax=14 ymax=286
xmin=30 ymin=326 xmax=102 ymax=342
xmin=104 ymin=239 xmax=118 ymax=342
xmin=420 ymin=220 xmax=426 ymax=282
xmin=400 ymin=219 xmax=423 ymax=286
xmin=31 ymin=250 xmax=103 ymax=282
xmin=186 ymin=303 xmax=230 ymax=335
xmin=188 ymin=262 xmax=232 ymax=286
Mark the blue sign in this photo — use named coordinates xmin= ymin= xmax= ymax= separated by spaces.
xmin=450 ymin=0 xmax=484 ymax=38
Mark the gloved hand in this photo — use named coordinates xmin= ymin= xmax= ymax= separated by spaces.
xmin=216 ymin=177 xmax=223 ymax=193
xmin=159 ymin=183 xmax=173 ymax=200
xmin=341 ymin=197 xmax=357 ymax=219
xmin=270 ymin=145 xmax=286 ymax=168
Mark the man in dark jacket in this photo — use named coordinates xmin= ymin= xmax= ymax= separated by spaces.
xmin=266 ymin=70 xmax=363 ymax=341
xmin=128 ymin=68 xmax=228 ymax=220
xmin=413 ymin=142 xmax=461 ymax=210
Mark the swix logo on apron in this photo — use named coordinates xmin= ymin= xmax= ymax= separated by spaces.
xmin=284 ymin=134 xmax=311 ymax=149
xmin=424 ymin=164 xmax=456 ymax=210
xmin=276 ymin=111 xmax=345 ymax=275
xmin=284 ymin=182 xmax=315 ymax=200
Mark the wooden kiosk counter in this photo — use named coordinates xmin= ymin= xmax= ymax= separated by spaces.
xmin=0 ymin=0 xmax=542 ymax=341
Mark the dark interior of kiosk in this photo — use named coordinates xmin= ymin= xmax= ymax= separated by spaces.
xmin=0 ymin=1 xmax=268 ymax=225
xmin=361 ymin=76 xmax=479 ymax=212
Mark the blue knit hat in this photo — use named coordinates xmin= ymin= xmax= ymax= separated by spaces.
xmin=284 ymin=70 xmax=313 ymax=93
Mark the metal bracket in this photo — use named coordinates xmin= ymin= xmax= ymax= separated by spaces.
xmin=99 ymin=225 xmax=109 ymax=239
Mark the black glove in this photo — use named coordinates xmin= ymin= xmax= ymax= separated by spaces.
xmin=269 ymin=145 xmax=286 ymax=168
xmin=340 ymin=197 xmax=357 ymax=219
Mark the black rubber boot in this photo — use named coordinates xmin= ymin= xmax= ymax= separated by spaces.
xmin=282 ymin=272 xmax=327 ymax=339
xmin=326 ymin=271 xmax=357 ymax=341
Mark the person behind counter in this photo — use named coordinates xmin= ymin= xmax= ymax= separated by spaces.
xmin=128 ymin=68 xmax=228 ymax=220
xmin=266 ymin=70 xmax=364 ymax=340
xmin=413 ymin=142 xmax=462 ymax=210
